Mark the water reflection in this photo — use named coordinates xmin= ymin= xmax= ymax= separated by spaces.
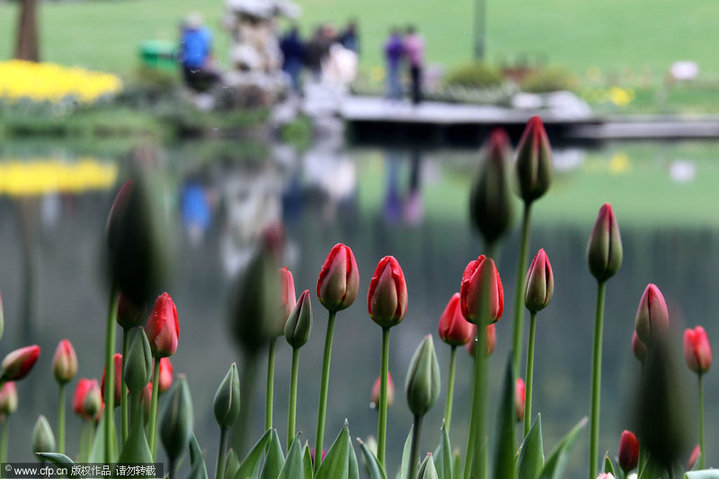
xmin=1 ymin=141 xmax=719 ymax=477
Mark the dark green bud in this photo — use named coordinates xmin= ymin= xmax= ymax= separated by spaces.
xmin=515 ymin=116 xmax=552 ymax=204
xmin=418 ymin=454 xmax=439 ymax=479
xmin=405 ymin=335 xmax=441 ymax=417
xmin=213 ymin=363 xmax=240 ymax=430
xmin=586 ymin=203 xmax=622 ymax=282
xmin=32 ymin=415 xmax=56 ymax=453
xmin=124 ymin=329 xmax=153 ymax=394
xmin=284 ymin=290 xmax=312 ymax=349
xmin=160 ymin=375 xmax=193 ymax=460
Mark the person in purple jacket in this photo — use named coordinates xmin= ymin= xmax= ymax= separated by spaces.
xmin=384 ymin=27 xmax=404 ymax=100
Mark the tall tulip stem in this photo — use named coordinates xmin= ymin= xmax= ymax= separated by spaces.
xmin=377 ymin=326 xmax=390 ymax=466
xmin=121 ymin=330 xmax=129 ymax=443
xmin=57 ymin=383 xmax=66 ymax=454
xmin=287 ymin=347 xmax=299 ymax=449
xmin=103 ymin=286 xmax=119 ymax=463
xmin=523 ymin=312 xmax=537 ymax=438
xmin=0 ymin=419 xmax=8 ymax=463
xmin=216 ymin=428 xmax=228 ymax=479
xmin=699 ymin=373 xmax=705 ymax=469
xmin=443 ymin=345 xmax=457 ymax=432
xmin=589 ymin=281 xmax=606 ymax=479
xmin=232 ymin=350 xmax=260 ymax=454
xmin=408 ymin=414 xmax=423 ymax=479
xmin=265 ymin=337 xmax=276 ymax=431
xmin=512 ymin=203 xmax=532 ymax=375
xmin=148 ymin=358 xmax=161 ymax=459
xmin=314 ymin=310 xmax=336 ymax=472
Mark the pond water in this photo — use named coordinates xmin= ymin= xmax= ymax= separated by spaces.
xmin=1 ymin=137 xmax=719 ymax=476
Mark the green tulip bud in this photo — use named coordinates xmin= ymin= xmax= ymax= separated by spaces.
xmin=32 ymin=415 xmax=56 ymax=454
xmin=160 ymin=375 xmax=193 ymax=460
xmin=213 ymin=363 xmax=240 ymax=430
xmin=587 ymin=203 xmax=622 ymax=282
xmin=405 ymin=335 xmax=441 ymax=417
xmin=124 ymin=329 xmax=153 ymax=394
xmin=418 ymin=454 xmax=439 ymax=479
xmin=285 ymin=290 xmax=313 ymax=349
xmin=515 ymin=116 xmax=553 ymax=204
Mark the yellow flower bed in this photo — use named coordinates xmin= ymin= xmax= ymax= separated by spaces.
xmin=0 ymin=60 xmax=122 ymax=104
xmin=0 ymin=158 xmax=118 ymax=196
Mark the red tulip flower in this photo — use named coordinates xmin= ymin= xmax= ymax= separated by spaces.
xmin=73 ymin=378 xmax=102 ymax=420
xmin=370 ymin=372 xmax=394 ymax=409
xmin=688 ymin=444 xmax=701 ymax=470
xmin=317 ymin=243 xmax=360 ymax=312
xmin=158 ymin=357 xmax=174 ymax=393
xmin=52 ymin=339 xmax=78 ymax=385
xmin=368 ymin=256 xmax=408 ymax=328
xmin=684 ymin=326 xmax=712 ymax=374
xmin=524 ymin=249 xmax=554 ymax=313
xmin=0 ymin=381 xmax=18 ymax=417
xmin=587 ymin=203 xmax=622 ymax=282
xmin=515 ymin=115 xmax=553 ymax=204
xmin=280 ymin=267 xmax=297 ymax=328
xmin=101 ymin=353 xmax=124 ymax=406
xmin=144 ymin=292 xmax=179 ymax=358
xmin=515 ymin=377 xmax=526 ymax=423
xmin=618 ymin=430 xmax=639 ymax=472
xmin=460 ymin=255 xmax=504 ymax=324
xmin=465 ymin=324 xmax=496 ymax=358
xmin=438 ymin=293 xmax=474 ymax=346
xmin=634 ymin=284 xmax=669 ymax=344
xmin=0 ymin=345 xmax=40 ymax=381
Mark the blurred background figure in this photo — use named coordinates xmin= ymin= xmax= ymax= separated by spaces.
xmin=280 ymin=25 xmax=306 ymax=94
xmin=338 ymin=18 xmax=359 ymax=55
xmin=403 ymin=25 xmax=425 ymax=105
xmin=305 ymin=25 xmax=332 ymax=81
xmin=179 ymin=12 xmax=221 ymax=92
xmin=384 ymin=27 xmax=404 ymax=100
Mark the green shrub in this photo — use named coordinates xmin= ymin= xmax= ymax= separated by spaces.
xmin=445 ymin=62 xmax=503 ymax=89
xmin=521 ymin=66 xmax=576 ymax=93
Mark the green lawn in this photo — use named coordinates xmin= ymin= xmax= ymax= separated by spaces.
xmin=1 ymin=0 xmax=718 ymax=82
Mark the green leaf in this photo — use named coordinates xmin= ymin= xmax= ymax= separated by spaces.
xmin=637 ymin=454 xmax=665 ymax=479
xmin=225 ymin=449 xmax=240 ymax=479
xmin=118 ymin=421 xmax=152 ymax=464
xmin=348 ymin=438 xmax=359 ymax=479
xmin=278 ymin=437 xmax=304 ymax=479
xmin=603 ymin=454 xmax=616 ymax=476
xmin=395 ymin=426 xmax=414 ymax=479
xmin=35 ymin=453 xmax=74 ymax=466
xmin=418 ymin=455 xmax=439 ymax=479
xmin=517 ymin=414 xmax=544 ymax=479
xmin=452 ymin=451 xmax=461 ymax=479
xmin=686 ymin=471 xmax=719 ymax=479
xmin=88 ymin=413 xmax=118 ymax=463
xmin=357 ymin=438 xmax=386 ymax=479
xmin=433 ymin=422 xmax=452 ymax=479
xmin=259 ymin=430 xmax=285 ymax=479
xmin=302 ymin=442 xmax=313 ymax=479
xmin=235 ymin=430 xmax=272 ymax=479
xmin=537 ymin=417 xmax=587 ymax=479
xmin=187 ymin=435 xmax=209 ymax=479
xmin=492 ymin=358 xmax=516 ymax=479
xmin=315 ymin=423 xmax=352 ymax=479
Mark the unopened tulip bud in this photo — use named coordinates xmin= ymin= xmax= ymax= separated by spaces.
xmin=73 ymin=379 xmax=95 ymax=419
xmin=405 ymin=335 xmax=441 ymax=417
xmin=465 ymin=324 xmax=496 ymax=358
xmin=214 ymin=363 xmax=240 ymax=430
xmin=124 ymin=329 xmax=153 ymax=394
xmin=632 ymin=331 xmax=647 ymax=364
xmin=418 ymin=454 xmax=439 ymax=479
xmin=684 ymin=326 xmax=712 ymax=374
xmin=52 ymin=339 xmax=77 ymax=385
xmin=438 ymin=293 xmax=474 ymax=347
xmin=515 ymin=378 xmax=525 ymax=422
xmin=469 ymin=128 xmax=514 ymax=245
xmin=284 ymin=290 xmax=313 ymax=349
xmin=515 ymin=116 xmax=553 ymax=204
xmin=618 ymin=430 xmax=639 ymax=472
xmin=159 ymin=358 xmax=174 ymax=393
xmin=370 ymin=372 xmax=394 ymax=409
xmin=368 ymin=256 xmax=408 ymax=328
xmin=634 ymin=284 xmax=669 ymax=344
xmin=460 ymin=256 xmax=504 ymax=324
xmin=160 ymin=375 xmax=193 ymax=460
xmin=116 ymin=292 xmax=146 ymax=329
xmin=687 ymin=444 xmax=701 ymax=470
xmin=1 ymin=345 xmax=41 ymax=381
xmin=144 ymin=292 xmax=179 ymax=358
xmin=0 ymin=382 xmax=18 ymax=417
xmin=524 ymin=249 xmax=554 ymax=313
xmin=279 ymin=268 xmax=296 ymax=331
xmin=32 ymin=415 xmax=56 ymax=453
xmin=587 ymin=203 xmax=622 ymax=282
xmin=101 ymin=353 xmax=123 ymax=406
xmin=83 ymin=380 xmax=103 ymax=421
xmin=317 ymin=243 xmax=360 ymax=313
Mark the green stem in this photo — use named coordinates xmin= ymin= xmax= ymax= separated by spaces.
xmin=699 ymin=373 xmax=705 ymax=469
xmin=231 ymin=350 xmax=259 ymax=454
xmin=148 ymin=358 xmax=161 ymax=459
xmin=103 ymin=286 xmax=119 ymax=464
xmin=0 ymin=419 xmax=9 ymax=464
xmin=169 ymin=458 xmax=177 ymax=479
xmin=58 ymin=383 xmax=66 ymax=454
xmin=511 ymin=203 xmax=532 ymax=375
xmin=121 ymin=329 xmax=129 ymax=444
xmin=265 ymin=337 xmax=276 ymax=431
xmin=216 ymin=428 xmax=228 ymax=479
xmin=377 ymin=327 xmax=391 ymax=467
xmin=287 ymin=348 xmax=299 ymax=449
xmin=523 ymin=312 xmax=537 ymax=438
xmin=444 ymin=346 xmax=458 ymax=433
xmin=588 ymin=281 xmax=607 ymax=479
xmin=314 ymin=310 xmax=336 ymax=472
xmin=409 ymin=415 xmax=423 ymax=479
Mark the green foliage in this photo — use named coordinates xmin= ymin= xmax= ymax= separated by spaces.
xmin=278 ymin=438 xmax=306 ymax=479
xmin=258 ymin=430 xmax=285 ymax=479
xmin=520 ymin=66 xmax=576 ymax=93
xmin=358 ymin=439 xmax=387 ymax=479
xmin=432 ymin=423 xmax=452 ymax=479
xmin=236 ymin=429 xmax=272 ymax=479
xmin=35 ymin=453 xmax=74 ymax=466
xmin=395 ymin=426 xmax=413 ymax=479
xmin=315 ymin=422 xmax=359 ymax=479
xmin=445 ymin=63 xmax=503 ymax=89
xmin=493 ymin=358 xmax=517 ymax=479
xmin=188 ymin=436 xmax=209 ymax=479
xmin=537 ymin=418 xmax=588 ymax=479
xmin=517 ymin=415 xmax=544 ymax=479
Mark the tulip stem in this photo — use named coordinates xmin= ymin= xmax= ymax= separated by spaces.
xmin=287 ymin=347 xmax=299 ymax=449
xmin=699 ymin=373 xmax=705 ymax=469
xmin=57 ymin=383 xmax=66 ymax=454
xmin=511 ymin=203 xmax=532 ymax=375
xmin=443 ymin=345 xmax=457 ymax=433
xmin=377 ymin=326 xmax=391 ymax=467
xmin=409 ymin=415 xmax=423 ymax=479
xmin=168 ymin=458 xmax=176 ymax=479
xmin=589 ymin=281 xmax=606 ymax=479
xmin=0 ymin=419 xmax=9 ymax=464
xmin=232 ymin=350 xmax=259 ymax=454
xmin=148 ymin=358 xmax=161 ymax=459
xmin=216 ymin=428 xmax=227 ymax=479
xmin=121 ymin=330 xmax=129 ymax=444
xmin=265 ymin=337 xmax=276 ymax=431
xmin=103 ymin=286 xmax=119 ymax=464
xmin=523 ymin=312 xmax=537 ymax=438
xmin=314 ymin=310 xmax=336 ymax=472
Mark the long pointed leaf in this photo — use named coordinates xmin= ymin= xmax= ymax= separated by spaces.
xmin=259 ymin=430 xmax=285 ymax=479
xmin=35 ymin=453 xmax=73 ymax=466
xmin=349 ymin=438 xmax=359 ymax=479
xmin=603 ymin=454 xmax=616 ymax=476
xmin=88 ymin=414 xmax=117 ymax=463
xmin=225 ymin=449 xmax=240 ymax=479
xmin=316 ymin=423 xmax=351 ymax=479
xmin=395 ymin=426 xmax=414 ymax=479
xmin=357 ymin=438 xmax=387 ymax=479
xmin=118 ymin=421 xmax=152 ymax=464
xmin=278 ymin=437 xmax=304 ymax=479
xmin=187 ymin=435 xmax=209 ymax=479
xmin=492 ymin=358 xmax=516 ymax=479
xmin=235 ymin=430 xmax=272 ymax=479
xmin=517 ymin=414 xmax=544 ymax=479
xmin=433 ymin=422 xmax=452 ymax=479
xmin=538 ymin=417 xmax=588 ymax=479
xmin=303 ymin=443 xmax=313 ymax=479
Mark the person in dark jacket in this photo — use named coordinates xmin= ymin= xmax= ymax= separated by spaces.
xmin=280 ymin=26 xmax=305 ymax=93
xmin=384 ymin=27 xmax=404 ymax=100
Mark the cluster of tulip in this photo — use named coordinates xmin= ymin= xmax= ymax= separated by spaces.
xmin=0 ymin=114 xmax=716 ymax=479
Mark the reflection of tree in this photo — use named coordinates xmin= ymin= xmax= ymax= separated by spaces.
xmin=15 ymin=0 xmax=39 ymax=61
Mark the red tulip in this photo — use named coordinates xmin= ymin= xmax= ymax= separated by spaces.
xmin=618 ymin=430 xmax=639 ymax=472
xmin=515 ymin=377 xmax=525 ymax=422
xmin=0 ymin=381 xmax=18 ymax=417
xmin=52 ymin=339 xmax=78 ymax=384
xmin=73 ymin=378 xmax=102 ymax=420
xmin=141 ymin=383 xmax=152 ymax=422
xmin=144 ymin=292 xmax=179 ymax=357
xmin=101 ymin=353 xmax=123 ymax=406
xmin=158 ymin=357 xmax=174 ymax=393
xmin=688 ymin=444 xmax=701 ymax=470
xmin=0 ymin=345 xmax=41 ymax=381
xmin=524 ymin=249 xmax=554 ymax=313
xmin=370 ymin=372 xmax=394 ymax=409
xmin=460 ymin=255 xmax=503 ymax=324
xmin=280 ymin=267 xmax=297 ymax=329
xmin=438 ymin=293 xmax=474 ymax=346
xmin=631 ymin=331 xmax=647 ymax=363
xmin=634 ymin=284 xmax=669 ymax=344
xmin=684 ymin=326 xmax=712 ymax=374
xmin=368 ymin=256 xmax=408 ymax=328
xmin=515 ymin=115 xmax=553 ymax=204
xmin=587 ymin=203 xmax=622 ymax=282
xmin=317 ymin=243 xmax=360 ymax=312
xmin=465 ymin=324 xmax=496 ymax=358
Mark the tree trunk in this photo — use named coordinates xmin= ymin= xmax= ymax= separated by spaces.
xmin=15 ymin=0 xmax=40 ymax=62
